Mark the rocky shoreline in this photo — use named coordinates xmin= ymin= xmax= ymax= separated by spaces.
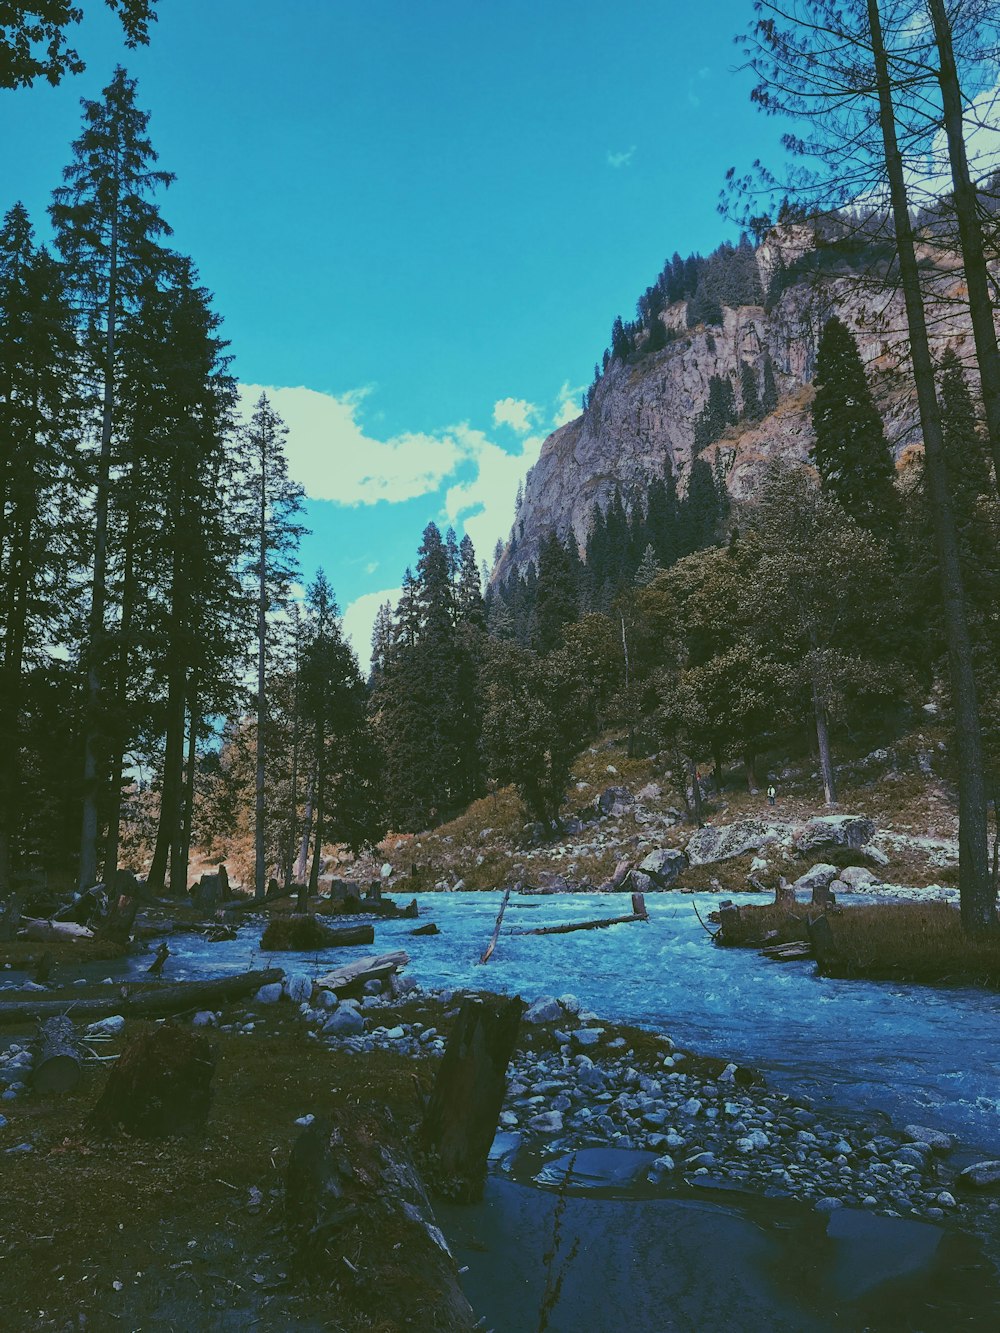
xmin=240 ymin=969 xmax=990 ymax=1224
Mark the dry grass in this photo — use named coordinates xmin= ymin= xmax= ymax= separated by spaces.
xmin=718 ymin=900 xmax=1000 ymax=986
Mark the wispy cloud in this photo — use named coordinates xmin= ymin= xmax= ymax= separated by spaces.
xmin=606 ymin=146 xmax=636 ymax=169
xmin=342 ymin=585 xmax=402 ymax=675
xmin=493 ymin=396 xmax=539 ymax=434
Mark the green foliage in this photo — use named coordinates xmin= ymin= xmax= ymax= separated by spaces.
xmin=811 ymin=316 xmax=899 ymax=538
xmin=0 ymin=3 xmax=159 ymax=89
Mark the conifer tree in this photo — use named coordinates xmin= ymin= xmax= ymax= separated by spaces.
xmin=243 ymin=393 xmax=304 ymax=899
xmin=51 ymin=65 xmax=176 ymax=888
xmin=0 ymin=203 xmax=82 ymax=891
xmin=811 ymin=316 xmax=898 ymax=539
xmin=740 ymin=360 xmax=762 ymax=422
xmin=534 ymin=531 xmax=580 ymax=654
xmin=761 ymin=350 xmax=779 ymax=414
xmin=635 ymin=544 xmax=661 ymax=587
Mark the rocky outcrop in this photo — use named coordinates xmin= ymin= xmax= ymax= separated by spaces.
xmin=686 ymin=819 xmax=786 ymax=866
xmin=494 ymin=239 xmax=975 ymax=583
xmin=795 ymin=815 xmax=876 ymax=855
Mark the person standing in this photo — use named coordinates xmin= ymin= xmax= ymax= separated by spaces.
xmin=767 ymin=783 xmax=777 ymax=807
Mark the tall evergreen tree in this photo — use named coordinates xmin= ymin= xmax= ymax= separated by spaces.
xmin=761 ymin=350 xmax=779 ymax=414
xmin=534 ymin=531 xmax=580 ymax=653
xmin=242 ymin=393 xmax=304 ymax=899
xmin=740 ymin=359 xmax=762 ymax=422
xmin=0 ymin=203 xmax=82 ymax=891
xmin=51 ymin=65 xmax=175 ymax=888
xmin=810 ymin=315 xmax=898 ymax=539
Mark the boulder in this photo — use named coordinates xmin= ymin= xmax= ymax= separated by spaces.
xmin=324 ymin=1007 xmax=364 ymax=1037
xmin=790 ymin=864 xmax=839 ymax=897
xmin=795 ymin=815 xmax=875 ymax=854
xmin=636 ymin=783 xmax=662 ymax=802
xmin=528 ymin=1110 xmax=564 ymax=1133
xmin=637 ymin=848 xmax=687 ymax=888
xmin=838 ymin=865 xmax=882 ymax=889
xmin=523 ymin=996 xmax=563 ymax=1024
xmin=958 ymin=1160 xmax=1000 ymax=1188
xmin=598 ymin=786 xmax=634 ymax=817
xmin=903 ymin=1125 xmax=953 ymax=1152
xmin=686 ymin=820 xmax=780 ymax=866
xmin=254 ymin=982 xmax=283 ymax=1006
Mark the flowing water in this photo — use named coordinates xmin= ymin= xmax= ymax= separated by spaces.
xmin=116 ymin=890 xmax=1000 ymax=1156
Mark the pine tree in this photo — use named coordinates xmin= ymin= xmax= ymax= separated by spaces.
xmin=242 ymin=394 xmax=304 ymax=899
xmin=761 ymin=350 xmax=779 ymax=414
xmin=635 ymin=544 xmax=661 ymax=587
xmin=1 ymin=3 xmax=159 ymax=88
xmin=300 ymin=571 xmax=383 ymax=905
xmin=939 ymin=349 xmax=992 ymax=511
xmin=740 ymin=360 xmax=762 ymax=422
xmin=534 ymin=531 xmax=580 ymax=653
xmin=0 ymin=203 xmax=83 ymax=891
xmin=51 ymin=65 xmax=176 ymax=889
xmin=811 ymin=316 xmax=898 ymax=539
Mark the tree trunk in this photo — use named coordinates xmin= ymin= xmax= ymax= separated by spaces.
xmin=285 ymin=1110 xmax=475 ymax=1330
xmin=419 ymin=994 xmax=523 ymax=1202
xmin=743 ymin=751 xmax=758 ymax=793
xmin=927 ymin=0 xmax=1000 ymax=490
xmin=811 ymin=672 xmax=837 ymax=806
xmin=102 ymin=468 xmax=139 ymax=885
xmin=254 ymin=448 xmax=267 ymax=901
xmin=32 ymin=1016 xmax=83 ymax=1095
xmin=687 ymin=753 xmax=704 ymax=827
xmin=178 ymin=693 xmax=198 ymax=891
xmin=147 ymin=662 xmax=185 ymax=894
xmin=307 ymin=739 xmax=326 ymax=900
xmin=79 ymin=157 xmax=119 ymax=891
xmin=295 ymin=776 xmax=314 ymax=885
xmin=868 ymin=0 xmax=994 ymax=935
xmin=89 ymin=1023 xmax=215 ymax=1138
xmin=0 ymin=966 xmax=282 ymax=1026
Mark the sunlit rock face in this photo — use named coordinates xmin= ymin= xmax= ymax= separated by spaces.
xmin=493 ymin=237 xmax=973 ymax=584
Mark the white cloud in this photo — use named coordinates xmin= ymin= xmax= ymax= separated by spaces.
xmin=365 ymin=561 xmax=379 ymax=575
xmin=238 ymin=384 xmax=463 ymax=506
xmin=443 ymin=426 xmax=545 ymax=567
xmin=342 ymin=585 xmax=401 ymax=676
xmin=606 ymin=146 xmax=636 ymax=169
xmin=552 ymin=380 xmax=584 ymax=428
xmin=492 ymin=396 xmax=540 ymax=434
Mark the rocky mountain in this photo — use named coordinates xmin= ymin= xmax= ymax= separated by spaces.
xmin=494 ymin=228 xmax=971 ymax=582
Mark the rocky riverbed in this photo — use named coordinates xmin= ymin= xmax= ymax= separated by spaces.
xmin=218 ymin=969 xmax=992 ymax=1227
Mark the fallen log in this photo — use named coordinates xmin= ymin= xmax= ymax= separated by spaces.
xmin=260 ymin=915 xmax=374 ymax=951
xmin=285 ymin=1108 xmax=474 ymax=1329
xmin=315 ymin=951 xmax=409 ymax=996
xmin=477 ymin=886 xmax=511 ymax=964
xmin=89 ymin=1023 xmax=215 ymax=1137
xmin=510 ymin=896 xmax=649 ymax=937
xmin=33 ymin=1015 xmax=83 ymax=1094
xmin=19 ymin=918 xmax=95 ymax=942
xmin=419 ymin=995 xmax=523 ymax=1203
xmin=761 ymin=941 xmax=813 ymax=961
xmin=0 ymin=966 xmax=282 ymax=1026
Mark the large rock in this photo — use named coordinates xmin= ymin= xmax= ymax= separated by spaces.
xmin=598 ymin=786 xmax=634 ymax=817
xmin=838 ymin=864 xmax=882 ymax=889
xmin=790 ymin=864 xmax=839 ymax=897
xmin=325 ymin=1007 xmax=364 ymax=1037
xmin=686 ymin=820 xmax=780 ymax=866
xmin=524 ymin=996 xmax=563 ymax=1024
xmin=637 ymin=848 xmax=687 ymax=888
xmin=795 ymin=815 xmax=875 ymax=854
xmin=959 ymin=1160 xmax=1000 ymax=1188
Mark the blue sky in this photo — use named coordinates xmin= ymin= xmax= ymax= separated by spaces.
xmin=0 ymin=0 xmax=771 ymax=662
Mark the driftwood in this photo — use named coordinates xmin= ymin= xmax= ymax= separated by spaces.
xmin=511 ymin=893 xmax=648 ymax=937
xmin=419 ymin=995 xmax=524 ymax=1202
xmin=89 ymin=1023 xmax=215 ymax=1137
xmin=478 ymin=886 xmax=511 ymax=964
xmin=32 ymin=1015 xmax=83 ymax=1094
xmin=761 ymin=941 xmax=814 ymax=961
xmin=148 ymin=941 xmax=170 ymax=975
xmin=0 ymin=966 xmax=282 ymax=1026
xmin=19 ymin=918 xmax=95 ymax=942
xmin=315 ymin=951 xmax=409 ymax=997
xmin=285 ymin=1108 xmax=474 ymax=1330
xmin=260 ymin=916 xmax=374 ymax=951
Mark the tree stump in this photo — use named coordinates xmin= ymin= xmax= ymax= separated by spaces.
xmin=774 ymin=876 xmax=796 ymax=908
xmin=285 ymin=1108 xmax=474 ymax=1330
xmin=33 ymin=1016 xmax=82 ymax=1094
xmin=806 ymin=912 xmax=838 ymax=966
xmin=95 ymin=870 xmax=142 ymax=944
xmin=419 ymin=995 xmax=523 ymax=1201
xmin=148 ymin=941 xmax=170 ymax=975
xmin=88 ymin=1023 xmax=215 ymax=1137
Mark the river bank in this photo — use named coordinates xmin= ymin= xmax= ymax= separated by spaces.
xmin=3 ymin=970 xmax=1000 ymax=1331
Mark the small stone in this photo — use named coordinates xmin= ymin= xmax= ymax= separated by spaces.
xmin=191 ymin=1011 xmax=217 ymax=1028
xmin=325 ymin=1008 xmax=364 ymax=1037
xmin=646 ymin=1154 xmax=676 ymax=1180
xmin=254 ymin=983 xmax=283 ymax=1006
xmin=937 ymin=1191 xmax=957 ymax=1208
xmin=573 ymin=1029 xmax=603 ymax=1048
xmin=499 ymin=1111 xmax=518 ymax=1129
xmin=284 ymin=974 xmax=313 ymax=1004
xmin=903 ymin=1125 xmax=953 ymax=1153
xmin=680 ymin=1098 xmax=702 ymax=1117
xmin=85 ymin=1015 xmax=126 ymax=1036
xmin=384 ymin=1026 xmax=405 ymax=1040
xmin=294 ymin=1114 xmax=315 ymax=1127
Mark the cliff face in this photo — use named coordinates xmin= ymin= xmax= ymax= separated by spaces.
xmin=494 ymin=238 xmax=970 ymax=583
